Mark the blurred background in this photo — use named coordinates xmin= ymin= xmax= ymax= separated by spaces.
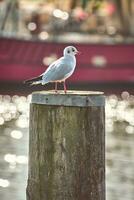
xmin=0 ymin=0 xmax=134 ymax=200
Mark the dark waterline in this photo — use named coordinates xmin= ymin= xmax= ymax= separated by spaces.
xmin=0 ymin=81 xmax=133 ymax=96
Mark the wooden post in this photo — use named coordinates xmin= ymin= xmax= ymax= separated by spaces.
xmin=26 ymin=90 xmax=105 ymax=200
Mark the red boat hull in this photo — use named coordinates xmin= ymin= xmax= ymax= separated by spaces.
xmin=0 ymin=37 xmax=134 ymax=85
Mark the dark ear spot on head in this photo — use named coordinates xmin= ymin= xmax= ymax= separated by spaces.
xmin=67 ymin=50 xmax=70 ymax=53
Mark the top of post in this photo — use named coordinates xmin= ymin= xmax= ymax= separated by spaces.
xmin=31 ymin=90 xmax=105 ymax=107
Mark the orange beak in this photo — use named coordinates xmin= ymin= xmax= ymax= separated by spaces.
xmin=76 ymin=51 xmax=81 ymax=55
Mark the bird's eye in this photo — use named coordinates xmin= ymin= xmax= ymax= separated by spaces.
xmin=67 ymin=50 xmax=70 ymax=53
xmin=72 ymin=48 xmax=75 ymax=52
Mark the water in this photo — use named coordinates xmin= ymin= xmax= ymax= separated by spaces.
xmin=106 ymin=94 xmax=134 ymax=200
xmin=0 ymin=95 xmax=29 ymax=200
xmin=0 ymin=93 xmax=134 ymax=200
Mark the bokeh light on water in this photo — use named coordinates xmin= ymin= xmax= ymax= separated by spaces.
xmin=0 ymin=95 xmax=30 ymax=200
xmin=0 ymin=93 xmax=134 ymax=200
xmin=106 ymin=92 xmax=134 ymax=200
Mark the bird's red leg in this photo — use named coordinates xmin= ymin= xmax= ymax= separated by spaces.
xmin=63 ymin=81 xmax=67 ymax=93
xmin=55 ymin=82 xmax=58 ymax=93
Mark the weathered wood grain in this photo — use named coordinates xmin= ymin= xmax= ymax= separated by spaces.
xmin=26 ymin=91 xmax=105 ymax=200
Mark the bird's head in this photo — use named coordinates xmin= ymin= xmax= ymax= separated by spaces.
xmin=63 ymin=46 xmax=79 ymax=57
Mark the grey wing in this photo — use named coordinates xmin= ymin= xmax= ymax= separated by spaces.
xmin=42 ymin=60 xmax=72 ymax=84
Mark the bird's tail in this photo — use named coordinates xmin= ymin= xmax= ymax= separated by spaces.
xmin=24 ymin=75 xmax=43 ymax=85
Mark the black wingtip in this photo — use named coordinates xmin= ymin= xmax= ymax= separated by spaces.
xmin=23 ymin=79 xmax=32 ymax=84
xmin=23 ymin=75 xmax=43 ymax=85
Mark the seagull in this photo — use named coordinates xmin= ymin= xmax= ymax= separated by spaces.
xmin=24 ymin=46 xmax=79 ymax=93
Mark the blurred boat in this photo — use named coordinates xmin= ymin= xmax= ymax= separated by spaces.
xmin=0 ymin=37 xmax=134 ymax=93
